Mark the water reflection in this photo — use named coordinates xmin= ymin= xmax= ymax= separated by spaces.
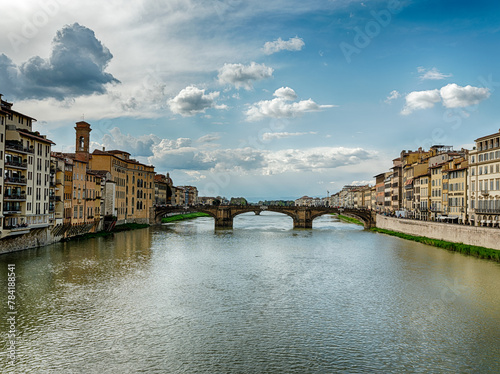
xmin=0 ymin=217 xmax=499 ymax=373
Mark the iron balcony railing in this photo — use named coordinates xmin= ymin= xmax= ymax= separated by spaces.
xmin=4 ymin=176 xmax=27 ymax=185
xmin=5 ymin=160 xmax=28 ymax=169
xmin=5 ymin=143 xmax=34 ymax=154
xmin=475 ymin=208 xmax=500 ymax=214
xmin=4 ymin=194 xmax=27 ymax=201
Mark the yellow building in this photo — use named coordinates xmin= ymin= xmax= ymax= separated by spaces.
xmin=468 ymin=130 xmax=500 ymax=227
xmin=429 ymin=164 xmax=443 ymax=220
xmin=91 ymin=149 xmax=154 ymax=223
xmin=414 ymin=173 xmax=430 ymax=220
xmin=442 ymin=156 xmax=468 ymax=224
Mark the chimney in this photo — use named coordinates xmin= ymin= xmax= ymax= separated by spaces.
xmin=102 ymin=146 xmax=105 ymax=151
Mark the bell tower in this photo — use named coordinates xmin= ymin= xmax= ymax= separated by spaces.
xmin=75 ymin=121 xmax=91 ymax=162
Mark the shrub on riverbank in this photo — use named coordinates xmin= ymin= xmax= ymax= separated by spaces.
xmin=371 ymin=227 xmax=500 ymax=262
xmin=337 ymin=214 xmax=363 ymax=226
xmin=161 ymin=212 xmax=210 ymax=223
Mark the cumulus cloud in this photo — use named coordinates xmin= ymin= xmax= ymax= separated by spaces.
xmin=245 ymin=87 xmax=334 ymax=121
xmin=261 ymin=131 xmax=317 ymax=141
xmin=351 ymin=180 xmax=374 ymax=186
xmin=401 ymin=89 xmax=441 ymax=115
xmin=92 ymin=127 xmax=160 ymax=157
xmin=140 ymin=132 xmax=374 ymax=177
xmin=263 ymin=147 xmax=375 ymax=175
xmin=217 ymin=62 xmax=273 ymax=90
xmin=418 ymin=67 xmax=452 ymax=80
xmin=401 ymin=83 xmax=490 ymax=115
xmin=439 ymin=83 xmax=490 ymax=108
xmin=263 ymin=36 xmax=305 ymax=55
xmin=385 ymin=90 xmax=400 ymax=103
xmin=0 ymin=23 xmax=118 ymax=100
xmin=168 ymin=86 xmax=226 ymax=116
xmin=274 ymin=86 xmax=298 ymax=101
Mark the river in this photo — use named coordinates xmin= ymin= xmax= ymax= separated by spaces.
xmin=1 ymin=212 xmax=499 ymax=373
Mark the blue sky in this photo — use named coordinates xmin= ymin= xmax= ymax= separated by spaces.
xmin=1 ymin=0 xmax=500 ymax=200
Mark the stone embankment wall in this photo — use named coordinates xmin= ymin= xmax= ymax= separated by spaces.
xmin=376 ymin=215 xmax=500 ymax=250
xmin=0 ymin=229 xmax=60 ymax=255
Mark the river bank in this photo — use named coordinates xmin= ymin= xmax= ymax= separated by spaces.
xmin=371 ymin=227 xmax=500 ymax=262
xmin=63 ymin=223 xmax=150 ymax=242
xmin=376 ymin=215 xmax=500 ymax=251
xmin=161 ymin=212 xmax=211 ymax=223
xmin=337 ymin=214 xmax=364 ymax=226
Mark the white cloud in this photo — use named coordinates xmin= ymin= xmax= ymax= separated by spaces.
xmin=197 ymin=134 xmax=221 ymax=143
xmin=261 ymin=131 xmax=317 ymax=141
xmin=263 ymin=147 xmax=375 ymax=175
xmin=401 ymin=89 xmax=441 ymax=115
xmin=263 ymin=36 xmax=305 ymax=55
xmin=142 ymin=132 xmax=375 ymax=179
xmin=245 ymin=87 xmax=335 ymax=121
xmin=217 ymin=62 xmax=273 ymax=90
xmin=273 ymin=86 xmax=298 ymax=101
xmin=351 ymin=180 xmax=374 ymax=186
xmin=401 ymin=83 xmax=490 ymax=115
xmin=418 ymin=67 xmax=452 ymax=80
xmin=439 ymin=83 xmax=490 ymax=108
xmin=168 ymin=86 xmax=225 ymax=116
xmin=91 ymin=127 xmax=160 ymax=157
xmin=385 ymin=90 xmax=400 ymax=103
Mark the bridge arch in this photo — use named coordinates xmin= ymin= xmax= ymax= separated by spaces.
xmin=155 ymin=207 xmax=217 ymax=223
xmin=310 ymin=211 xmax=364 ymax=223
xmin=154 ymin=206 xmax=375 ymax=229
xmin=261 ymin=207 xmax=299 ymax=222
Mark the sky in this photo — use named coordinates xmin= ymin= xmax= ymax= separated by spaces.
xmin=1 ymin=0 xmax=500 ymax=201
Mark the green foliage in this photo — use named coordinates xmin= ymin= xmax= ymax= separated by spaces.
xmin=65 ymin=223 xmax=150 ymax=241
xmin=370 ymin=227 xmax=500 ymax=262
xmin=337 ymin=214 xmax=363 ymax=226
xmin=161 ymin=212 xmax=210 ymax=223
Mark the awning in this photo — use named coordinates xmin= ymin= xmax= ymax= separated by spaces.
xmin=405 ymin=178 xmax=414 ymax=186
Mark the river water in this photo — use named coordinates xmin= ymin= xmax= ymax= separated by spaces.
xmin=1 ymin=212 xmax=500 ymax=373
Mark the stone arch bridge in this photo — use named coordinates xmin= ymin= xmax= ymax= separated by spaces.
xmin=154 ymin=205 xmax=376 ymax=229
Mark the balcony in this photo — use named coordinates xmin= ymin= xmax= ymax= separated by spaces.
xmin=49 ymin=195 xmax=62 ymax=202
xmin=4 ymin=176 xmax=27 ymax=185
xmin=4 ymin=194 xmax=27 ymax=201
xmin=5 ymin=142 xmax=33 ymax=154
xmin=4 ymin=205 xmax=22 ymax=214
xmin=475 ymin=208 xmax=500 ymax=214
xmin=4 ymin=160 xmax=28 ymax=170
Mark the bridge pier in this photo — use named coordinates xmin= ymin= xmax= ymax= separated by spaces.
xmin=293 ymin=208 xmax=313 ymax=229
xmin=214 ymin=207 xmax=233 ymax=229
